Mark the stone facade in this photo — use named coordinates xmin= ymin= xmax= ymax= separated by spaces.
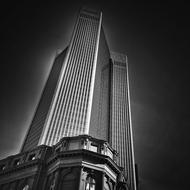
xmin=0 ymin=135 xmax=127 ymax=190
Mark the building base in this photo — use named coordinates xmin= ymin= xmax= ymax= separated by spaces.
xmin=0 ymin=135 xmax=128 ymax=190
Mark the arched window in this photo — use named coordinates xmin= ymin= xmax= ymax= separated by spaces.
xmin=104 ymin=176 xmax=111 ymax=190
xmin=50 ymin=178 xmax=55 ymax=190
xmin=85 ymin=174 xmax=96 ymax=190
xmin=23 ymin=184 xmax=29 ymax=190
xmin=28 ymin=154 xmax=35 ymax=161
xmin=62 ymin=171 xmax=76 ymax=189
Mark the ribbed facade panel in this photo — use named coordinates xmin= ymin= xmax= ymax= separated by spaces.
xmin=89 ymin=27 xmax=110 ymax=141
xmin=111 ymin=52 xmax=136 ymax=190
xmin=21 ymin=48 xmax=67 ymax=152
xmin=39 ymin=9 xmax=102 ymax=146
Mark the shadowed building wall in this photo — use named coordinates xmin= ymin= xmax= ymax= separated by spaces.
xmin=21 ymin=48 xmax=67 ymax=152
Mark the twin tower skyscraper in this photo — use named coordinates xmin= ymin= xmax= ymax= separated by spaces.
xmin=21 ymin=8 xmax=137 ymax=190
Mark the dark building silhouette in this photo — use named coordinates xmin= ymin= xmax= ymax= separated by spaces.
xmin=21 ymin=48 xmax=68 ymax=152
xmin=0 ymin=8 xmax=137 ymax=190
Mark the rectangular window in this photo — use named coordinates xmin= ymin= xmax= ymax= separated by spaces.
xmin=13 ymin=159 xmax=20 ymax=166
xmin=28 ymin=154 xmax=36 ymax=161
xmin=106 ymin=148 xmax=113 ymax=159
xmin=89 ymin=144 xmax=98 ymax=153
xmin=0 ymin=164 xmax=5 ymax=170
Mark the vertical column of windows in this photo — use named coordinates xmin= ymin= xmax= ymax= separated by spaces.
xmin=47 ymin=24 xmax=80 ymax=144
xmin=119 ymin=69 xmax=122 ymax=166
xmin=64 ymin=19 xmax=86 ymax=137
xmin=79 ymin=20 xmax=98 ymax=134
xmin=84 ymin=22 xmax=97 ymax=129
xmin=63 ymin=18 xmax=86 ymax=136
xmin=74 ymin=18 xmax=96 ymax=135
xmin=73 ymin=20 xmax=92 ymax=135
xmin=123 ymin=84 xmax=127 ymax=174
xmin=124 ymin=81 xmax=130 ymax=181
xmin=126 ymin=90 xmax=134 ymax=187
xmin=112 ymin=63 xmax=129 ymax=169
xmin=46 ymin=18 xmax=84 ymax=143
xmin=54 ymin=20 xmax=84 ymax=142
xmin=59 ymin=20 xmax=84 ymax=138
xmin=81 ymin=18 xmax=97 ymax=132
xmin=119 ymin=71 xmax=122 ymax=167
xmin=41 ymin=12 xmax=101 ymax=146
xmin=123 ymin=73 xmax=127 ymax=171
xmin=111 ymin=53 xmax=136 ymax=189
xmin=43 ymin=19 xmax=82 ymax=144
xmin=67 ymin=18 xmax=88 ymax=136
xmin=53 ymin=16 xmax=99 ymax=139
xmin=122 ymin=76 xmax=124 ymax=167
xmin=78 ymin=40 xmax=93 ymax=134
xmin=70 ymin=37 xmax=86 ymax=135
xmin=116 ymin=68 xmax=120 ymax=164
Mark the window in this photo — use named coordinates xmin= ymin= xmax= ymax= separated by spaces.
xmin=85 ymin=174 xmax=96 ymax=190
xmin=89 ymin=144 xmax=98 ymax=153
xmin=69 ymin=142 xmax=79 ymax=150
xmin=62 ymin=172 xmax=76 ymax=189
xmin=14 ymin=159 xmax=20 ymax=166
xmin=23 ymin=185 xmax=29 ymax=190
xmin=28 ymin=154 xmax=35 ymax=161
xmin=50 ymin=178 xmax=55 ymax=190
xmin=101 ymin=146 xmax=105 ymax=154
xmin=83 ymin=142 xmax=87 ymax=149
xmin=0 ymin=164 xmax=6 ymax=171
xmin=104 ymin=176 xmax=111 ymax=190
xmin=106 ymin=148 xmax=113 ymax=159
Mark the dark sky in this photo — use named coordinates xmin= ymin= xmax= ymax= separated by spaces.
xmin=0 ymin=1 xmax=188 ymax=189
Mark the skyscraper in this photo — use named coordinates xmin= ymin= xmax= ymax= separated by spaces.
xmin=22 ymin=7 xmax=136 ymax=189
xmin=21 ymin=8 xmax=111 ymax=151
xmin=0 ymin=8 xmax=137 ymax=190
xmin=110 ymin=52 xmax=136 ymax=189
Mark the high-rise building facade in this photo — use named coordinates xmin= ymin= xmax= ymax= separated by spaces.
xmin=0 ymin=8 xmax=137 ymax=190
xmin=21 ymin=9 xmax=111 ymax=151
xmin=110 ymin=52 xmax=136 ymax=189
